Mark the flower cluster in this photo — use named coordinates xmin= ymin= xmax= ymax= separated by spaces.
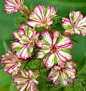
xmin=11 ymin=24 xmax=40 ymax=60
xmin=1 ymin=1 xmax=86 ymax=90
xmin=1 ymin=50 xmax=22 ymax=76
xmin=26 ymin=5 xmax=56 ymax=29
xmin=62 ymin=11 xmax=86 ymax=36
xmin=36 ymin=30 xmax=72 ymax=68
xmin=48 ymin=61 xmax=77 ymax=87
xmin=4 ymin=0 xmax=24 ymax=14
xmin=13 ymin=70 xmax=39 ymax=91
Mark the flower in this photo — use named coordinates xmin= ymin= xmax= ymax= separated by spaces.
xmin=0 ymin=50 xmax=22 ymax=76
xmin=48 ymin=61 xmax=77 ymax=87
xmin=4 ymin=0 xmax=24 ymax=14
xmin=11 ymin=24 xmax=40 ymax=60
xmin=26 ymin=5 xmax=56 ymax=29
xmin=62 ymin=11 xmax=86 ymax=36
xmin=13 ymin=70 xmax=39 ymax=91
xmin=36 ymin=30 xmax=73 ymax=68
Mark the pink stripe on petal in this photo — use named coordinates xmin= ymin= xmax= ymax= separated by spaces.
xmin=52 ymin=71 xmax=60 ymax=83
xmin=41 ymin=30 xmax=52 ymax=46
xmin=20 ymin=47 xmax=29 ymax=60
xmin=19 ymin=24 xmax=26 ymax=30
xmin=45 ymin=53 xmax=55 ymax=68
xmin=20 ymin=83 xmax=28 ymax=91
xmin=29 ymin=12 xmax=41 ymax=22
xmin=34 ymin=5 xmax=42 ymax=20
xmin=56 ymin=36 xmax=71 ymax=47
xmin=56 ymin=52 xmax=67 ymax=63
xmin=58 ymin=50 xmax=72 ymax=60
xmin=20 ymin=70 xmax=27 ymax=78
xmin=62 ymin=17 xmax=70 ymax=22
xmin=37 ymin=51 xmax=45 ymax=58
xmin=53 ymin=30 xmax=61 ymax=45
xmin=69 ymin=11 xmax=81 ymax=24
xmin=26 ymin=21 xmax=41 ymax=27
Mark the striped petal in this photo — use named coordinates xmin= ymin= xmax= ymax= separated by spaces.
xmin=37 ymin=51 xmax=46 ymax=58
xmin=41 ymin=30 xmax=52 ymax=46
xmin=77 ymin=17 xmax=86 ymax=27
xmin=34 ymin=5 xmax=43 ymax=20
xmin=69 ymin=11 xmax=82 ymax=24
xmin=45 ymin=53 xmax=55 ymax=68
xmin=26 ymin=21 xmax=41 ymax=28
xmin=45 ymin=6 xmax=56 ymax=21
xmin=62 ymin=21 xmax=74 ymax=34
xmin=56 ymin=36 xmax=71 ymax=47
xmin=4 ymin=0 xmax=24 ymax=14
xmin=41 ymin=44 xmax=51 ymax=53
xmin=53 ymin=30 xmax=61 ymax=45
xmin=58 ymin=50 xmax=72 ymax=60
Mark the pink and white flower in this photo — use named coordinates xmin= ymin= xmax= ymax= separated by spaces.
xmin=26 ymin=5 xmax=56 ymax=29
xmin=48 ymin=61 xmax=77 ymax=87
xmin=13 ymin=70 xmax=39 ymax=91
xmin=0 ymin=50 xmax=22 ymax=76
xmin=62 ymin=11 xmax=86 ymax=36
xmin=11 ymin=24 xmax=40 ymax=60
xmin=4 ymin=0 xmax=24 ymax=14
xmin=36 ymin=30 xmax=73 ymax=68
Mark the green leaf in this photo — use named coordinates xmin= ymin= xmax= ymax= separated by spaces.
xmin=0 ymin=70 xmax=12 ymax=89
xmin=9 ymin=79 xmax=16 ymax=91
xmin=40 ymin=68 xmax=50 ymax=73
xmin=27 ymin=59 xmax=41 ymax=70
xmin=71 ymin=38 xmax=80 ymax=44
xmin=48 ymin=84 xmax=61 ymax=91
xmin=76 ymin=52 xmax=86 ymax=73
xmin=3 ymin=40 xmax=9 ymax=52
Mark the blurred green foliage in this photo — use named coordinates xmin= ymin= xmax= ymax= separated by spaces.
xmin=0 ymin=0 xmax=86 ymax=91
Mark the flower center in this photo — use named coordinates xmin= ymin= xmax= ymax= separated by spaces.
xmin=52 ymin=46 xmax=56 ymax=52
xmin=42 ymin=20 xmax=47 ymax=24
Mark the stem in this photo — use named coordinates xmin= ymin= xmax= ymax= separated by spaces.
xmin=21 ymin=5 xmax=30 ymax=16
xmin=47 ymin=26 xmax=51 ymax=33
xmin=63 ymin=32 xmax=70 ymax=36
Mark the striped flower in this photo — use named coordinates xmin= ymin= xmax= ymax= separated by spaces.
xmin=11 ymin=24 xmax=40 ymax=60
xmin=4 ymin=0 xmax=24 ymax=14
xmin=62 ymin=11 xmax=86 ymax=36
xmin=0 ymin=50 xmax=22 ymax=76
xmin=48 ymin=61 xmax=77 ymax=87
xmin=36 ymin=30 xmax=73 ymax=68
xmin=26 ymin=5 xmax=56 ymax=29
xmin=13 ymin=70 xmax=39 ymax=91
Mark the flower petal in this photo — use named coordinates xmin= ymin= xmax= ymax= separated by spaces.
xmin=56 ymin=36 xmax=71 ymax=47
xmin=58 ymin=50 xmax=72 ymax=60
xmin=41 ymin=30 xmax=52 ymax=46
xmin=53 ymin=30 xmax=61 ymax=45
xmin=69 ymin=11 xmax=81 ymax=24
xmin=45 ymin=53 xmax=55 ymax=68
xmin=37 ymin=51 xmax=46 ymax=58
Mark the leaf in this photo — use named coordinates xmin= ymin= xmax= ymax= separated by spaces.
xmin=76 ymin=52 xmax=86 ymax=73
xmin=27 ymin=59 xmax=41 ymax=70
xmin=0 ymin=70 xmax=12 ymax=89
xmin=40 ymin=68 xmax=50 ymax=73
xmin=48 ymin=84 xmax=61 ymax=91
xmin=3 ymin=40 xmax=9 ymax=52
xmin=71 ymin=38 xmax=80 ymax=44
xmin=9 ymin=79 xmax=16 ymax=91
